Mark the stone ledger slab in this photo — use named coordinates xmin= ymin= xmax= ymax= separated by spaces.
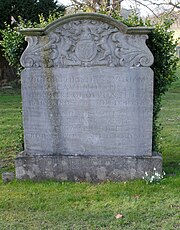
xmin=15 ymin=13 xmax=162 ymax=181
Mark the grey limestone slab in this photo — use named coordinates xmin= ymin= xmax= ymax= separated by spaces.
xmin=16 ymin=13 xmax=162 ymax=181
xmin=21 ymin=67 xmax=153 ymax=157
xmin=15 ymin=153 xmax=162 ymax=182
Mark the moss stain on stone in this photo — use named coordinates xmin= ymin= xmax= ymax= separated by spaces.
xmin=41 ymin=35 xmax=62 ymax=154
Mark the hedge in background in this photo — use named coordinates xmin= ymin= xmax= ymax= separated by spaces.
xmin=0 ymin=13 xmax=63 ymax=76
xmin=148 ymin=20 xmax=179 ymax=151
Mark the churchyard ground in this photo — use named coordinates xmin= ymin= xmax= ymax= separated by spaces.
xmin=0 ymin=66 xmax=179 ymax=229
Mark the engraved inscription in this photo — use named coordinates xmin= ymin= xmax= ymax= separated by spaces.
xmin=22 ymin=67 xmax=153 ymax=156
xmin=20 ymin=15 xmax=154 ymax=157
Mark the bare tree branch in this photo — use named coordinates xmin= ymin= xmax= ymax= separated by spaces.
xmin=137 ymin=0 xmax=180 ymax=9
xmin=129 ymin=0 xmax=159 ymax=17
xmin=169 ymin=1 xmax=180 ymax=9
xmin=70 ymin=0 xmax=85 ymax=7
xmin=68 ymin=0 xmax=180 ymax=17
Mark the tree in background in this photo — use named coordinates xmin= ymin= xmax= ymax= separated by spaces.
xmin=0 ymin=0 xmax=65 ymax=29
xmin=69 ymin=0 xmax=179 ymax=16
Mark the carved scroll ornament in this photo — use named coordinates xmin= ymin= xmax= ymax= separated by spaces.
xmin=20 ymin=19 xmax=154 ymax=68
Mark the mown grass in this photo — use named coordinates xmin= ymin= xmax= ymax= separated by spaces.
xmin=159 ymin=65 xmax=180 ymax=175
xmin=0 ymin=88 xmax=22 ymax=172
xmin=0 ymin=178 xmax=179 ymax=229
xmin=0 ymin=67 xmax=179 ymax=229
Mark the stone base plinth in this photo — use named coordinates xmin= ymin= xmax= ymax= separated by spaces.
xmin=15 ymin=152 xmax=162 ymax=182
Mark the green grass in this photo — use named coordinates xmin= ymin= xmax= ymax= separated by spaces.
xmin=0 ymin=88 xmax=22 ymax=172
xmin=0 ymin=69 xmax=180 ymax=229
xmin=159 ymin=66 xmax=180 ymax=175
xmin=0 ymin=179 xmax=179 ymax=229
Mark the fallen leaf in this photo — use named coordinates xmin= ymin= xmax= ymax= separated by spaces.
xmin=115 ymin=213 xmax=124 ymax=219
xmin=133 ymin=194 xmax=140 ymax=199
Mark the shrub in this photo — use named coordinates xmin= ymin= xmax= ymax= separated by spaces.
xmin=0 ymin=23 xmax=25 ymax=76
xmin=0 ymin=13 xmax=63 ymax=77
xmin=147 ymin=20 xmax=179 ymax=151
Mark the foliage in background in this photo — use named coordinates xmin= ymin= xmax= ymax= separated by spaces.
xmin=0 ymin=13 xmax=63 ymax=77
xmin=0 ymin=0 xmax=65 ymax=29
xmin=0 ymin=0 xmax=65 ymax=79
xmin=147 ymin=19 xmax=179 ymax=151
xmin=0 ymin=23 xmax=25 ymax=77
xmin=0 ymin=9 xmax=178 ymax=151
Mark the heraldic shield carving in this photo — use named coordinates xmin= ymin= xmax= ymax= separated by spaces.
xmin=75 ymin=27 xmax=98 ymax=63
xmin=16 ymin=13 xmax=163 ymax=183
xmin=20 ymin=13 xmax=154 ymax=68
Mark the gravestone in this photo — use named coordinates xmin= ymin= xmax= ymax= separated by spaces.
xmin=15 ymin=13 xmax=162 ymax=181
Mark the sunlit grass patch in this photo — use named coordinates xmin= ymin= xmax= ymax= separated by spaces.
xmin=0 ymin=66 xmax=179 ymax=229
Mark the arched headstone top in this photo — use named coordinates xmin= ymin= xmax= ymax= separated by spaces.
xmin=20 ymin=13 xmax=154 ymax=68
xmin=20 ymin=13 xmax=153 ymax=36
xmin=16 ymin=13 xmax=161 ymax=182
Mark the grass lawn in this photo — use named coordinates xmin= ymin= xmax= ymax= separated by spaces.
xmin=0 ymin=68 xmax=179 ymax=229
xmin=0 ymin=88 xmax=22 ymax=171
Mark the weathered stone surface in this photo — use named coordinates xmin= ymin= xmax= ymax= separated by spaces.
xmin=15 ymin=153 xmax=162 ymax=182
xmin=21 ymin=67 xmax=153 ymax=157
xmin=20 ymin=14 xmax=154 ymax=69
xmin=16 ymin=13 xmax=162 ymax=181
xmin=2 ymin=172 xmax=15 ymax=183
